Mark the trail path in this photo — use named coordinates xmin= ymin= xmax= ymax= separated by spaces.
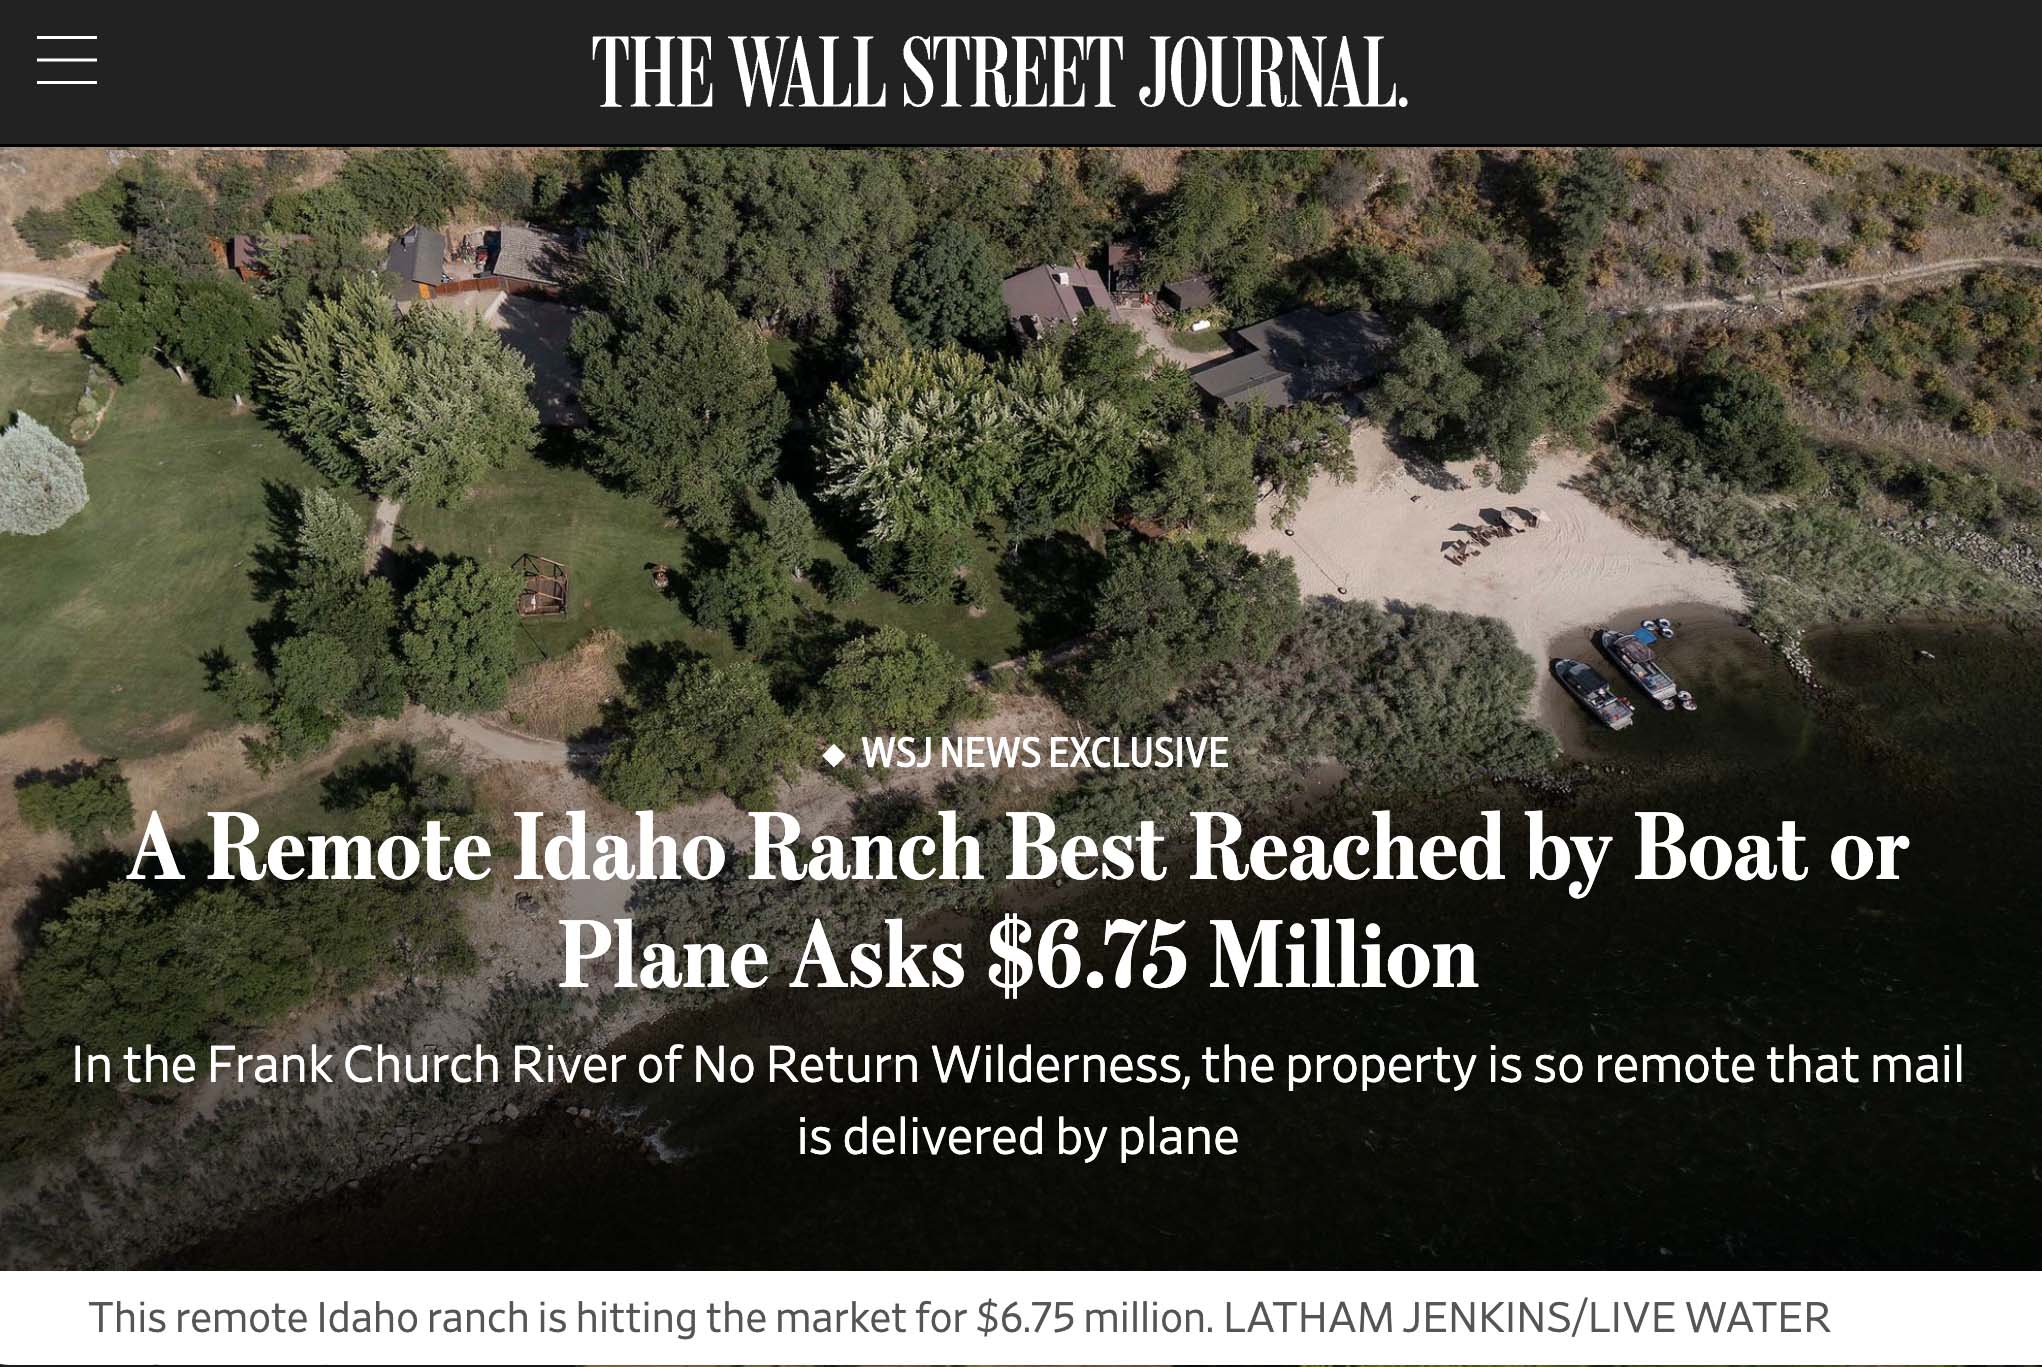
xmin=429 ymin=713 xmax=594 ymax=766
xmin=1634 ymin=254 xmax=2039 ymax=315
xmin=363 ymin=496 xmax=402 ymax=576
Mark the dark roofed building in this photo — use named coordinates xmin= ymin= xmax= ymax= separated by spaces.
xmin=386 ymin=226 xmax=447 ymax=298
xmin=226 ymin=234 xmax=265 ymax=279
xmin=1002 ymin=263 xmax=1110 ymax=336
xmin=1106 ymin=240 xmax=1143 ymax=294
xmin=1160 ymin=273 xmax=1218 ymax=312
xmin=1190 ymin=307 xmax=1394 ymax=410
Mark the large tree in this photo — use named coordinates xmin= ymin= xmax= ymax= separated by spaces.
xmin=1048 ymin=311 xmax=1199 ymax=427
xmin=583 ymin=148 xmax=917 ymax=337
xmin=261 ymin=277 xmax=537 ymax=504
xmin=807 ymin=626 xmax=975 ymax=741
xmin=1076 ymin=540 xmax=1301 ymax=726
xmin=893 ymin=221 xmax=1007 ymax=350
xmin=1547 ymin=147 xmax=1629 ymax=281
xmin=1242 ymin=400 xmax=1354 ymax=528
xmin=599 ymin=660 xmax=805 ymax=809
xmin=822 ymin=344 xmax=1018 ymax=542
xmin=1687 ymin=361 xmax=1818 ymax=491
xmin=570 ymin=281 xmax=787 ymax=534
xmin=686 ymin=533 xmax=795 ymax=646
xmin=1130 ymin=420 xmax=1258 ymax=535
xmin=1363 ymin=239 xmax=1606 ymax=491
xmin=87 ymin=253 xmax=280 ymax=398
xmin=398 ymin=558 xmax=521 ymax=714
xmin=1007 ymin=386 xmax=1145 ymax=537
xmin=227 ymin=632 xmax=362 ymax=772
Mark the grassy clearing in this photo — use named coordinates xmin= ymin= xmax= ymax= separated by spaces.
xmin=395 ymin=443 xmax=726 ymax=667
xmin=0 ymin=335 xmax=89 ymax=431
xmin=0 ymin=348 xmax=357 ymax=754
xmin=798 ymin=525 xmax=1032 ymax=670
xmin=409 ymin=442 xmax=1044 ymax=676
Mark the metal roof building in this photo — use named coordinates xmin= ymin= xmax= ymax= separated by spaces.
xmin=1001 ymin=263 xmax=1109 ymax=334
xmin=1190 ymin=307 xmax=1395 ymax=410
xmin=386 ymin=226 xmax=446 ymax=289
xmin=1160 ymin=273 xmax=1218 ymax=312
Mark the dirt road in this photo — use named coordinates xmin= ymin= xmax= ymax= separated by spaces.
xmin=1635 ymin=254 xmax=2039 ymax=315
xmin=0 ymin=272 xmax=91 ymax=302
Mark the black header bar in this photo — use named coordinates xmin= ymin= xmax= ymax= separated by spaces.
xmin=5 ymin=6 xmax=2036 ymax=146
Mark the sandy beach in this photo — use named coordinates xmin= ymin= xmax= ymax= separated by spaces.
xmin=1244 ymin=424 xmax=1747 ymax=663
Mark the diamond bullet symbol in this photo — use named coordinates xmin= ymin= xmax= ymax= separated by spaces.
xmin=821 ymin=743 xmax=846 ymax=768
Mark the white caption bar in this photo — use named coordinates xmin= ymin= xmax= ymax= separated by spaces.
xmin=1 ymin=1268 xmax=2034 ymax=1364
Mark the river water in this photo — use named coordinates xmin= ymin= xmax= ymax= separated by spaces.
xmin=170 ymin=619 xmax=2042 ymax=1270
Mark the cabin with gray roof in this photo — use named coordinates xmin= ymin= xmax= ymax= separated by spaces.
xmin=1001 ymin=263 xmax=1109 ymax=337
xmin=385 ymin=226 xmax=446 ymax=299
xmin=1189 ymin=307 xmax=1394 ymax=410
xmin=1160 ymin=273 xmax=1217 ymax=313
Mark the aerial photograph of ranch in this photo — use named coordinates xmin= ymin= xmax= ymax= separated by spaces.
xmin=1 ymin=145 xmax=2038 ymax=1268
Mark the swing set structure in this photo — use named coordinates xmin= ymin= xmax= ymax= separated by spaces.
xmin=514 ymin=553 xmax=569 ymax=617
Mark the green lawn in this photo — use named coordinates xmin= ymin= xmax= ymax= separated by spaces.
xmin=0 ymin=336 xmax=91 ymax=432
xmin=2 ymin=338 xmax=1065 ymax=757
xmin=395 ymin=445 xmax=726 ymax=667
xmin=409 ymin=445 xmax=1043 ymax=675
xmin=1171 ymin=323 xmax=1232 ymax=353
xmin=799 ymin=526 xmax=1029 ymax=670
xmin=0 ymin=347 xmax=358 ymax=754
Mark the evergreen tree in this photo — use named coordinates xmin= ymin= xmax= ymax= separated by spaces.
xmin=571 ymin=281 xmax=787 ymax=535
xmin=893 ymin=221 xmax=1007 ymax=349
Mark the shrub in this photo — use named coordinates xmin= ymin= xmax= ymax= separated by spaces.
xmin=0 ymin=411 xmax=88 ymax=535
xmin=814 ymin=558 xmax=871 ymax=604
xmin=12 ymin=206 xmax=80 ymax=259
xmin=15 ymin=761 xmax=133 ymax=848
xmin=27 ymin=294 xmax=79 ymax=336
xmin=1737 ymin=210 xmax=1776 ymax=253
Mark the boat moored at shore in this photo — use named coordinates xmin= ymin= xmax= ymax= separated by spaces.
xmin=1553 ymin=658 xmax=1635 ymax=730
xmin=1599 ymin=625 xmax=1679 ymax=704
